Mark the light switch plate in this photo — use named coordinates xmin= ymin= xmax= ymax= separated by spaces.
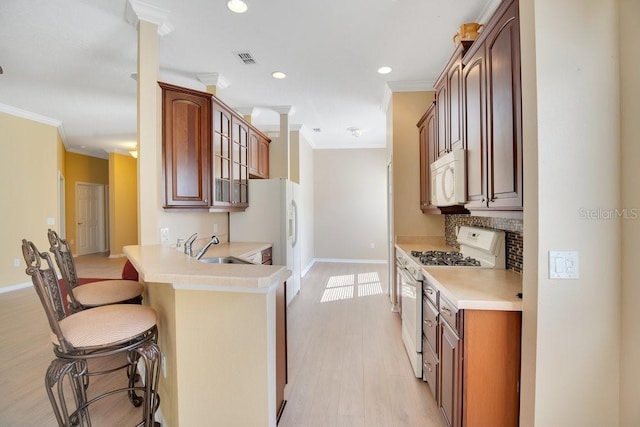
xmin=549 ymin=251 xmax=579 ymax=279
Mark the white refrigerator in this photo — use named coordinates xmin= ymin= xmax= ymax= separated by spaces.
xmin=229 ymin=178 xmax=301 ymax=305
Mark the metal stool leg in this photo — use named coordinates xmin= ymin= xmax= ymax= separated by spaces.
xmin=46 ymin=358 xmax=90 ymax=427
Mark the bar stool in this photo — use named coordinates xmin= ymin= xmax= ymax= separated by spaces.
xmin=22 ymin=239 xmax=161 ymax=426
xmin=47 ymin=229 xmax=144 ymax=313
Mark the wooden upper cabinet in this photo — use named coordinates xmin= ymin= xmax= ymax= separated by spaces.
xmin=485 ymin=0 xmax=522 ymax=210
xmin=231 ymin=115 xmax=249 ymax=208
xmin=418 ymin=102 xmax=438 ymax=213
xmin=248 ymin=129 xmax=270 ymax=179
xmin=434 ymin=41 xmax=473 ymax=159
xmin=161 ymin=82 xmax=211 ymax=209
xmin=161 ymin=82 xmax=269 ymax=212
xmin=463 ymin=0 xmax=523 ymax=215
xmin=463 ymin=47 xmax=488 ymax=210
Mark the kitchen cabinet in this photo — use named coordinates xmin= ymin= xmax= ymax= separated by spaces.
xmin=417 ymin=102 xmax=438 ymax=213
xmin=249 ymin=129 xmax=270 ymax=179
xmin=276 ymin=280 xmax=288 ymax=422
xmin=161 ymin=82 xmax=270 ymax=212
xmin=211 ymin=102 xmax=249 ymax=210
xmin=160 ymin=82 xmax=211 ymax=208
xmin=463 ymin=0 xmax=523 ymax=215
xmin=422 ymin=289 xmax=439 ymax=398
xmin=426 ymin=289 xmax=520 ymax=427
xmin=433 ymin=41 xmax=473 ymax=158
xmin=261 ymin=246 xmax=273 ymax=265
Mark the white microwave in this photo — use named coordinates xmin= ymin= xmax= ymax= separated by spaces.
xmin=430 ymin=149 xmax=466 ymax=207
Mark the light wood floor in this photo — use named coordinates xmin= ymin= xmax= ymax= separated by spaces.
xmin=1 ymin=255 xmax=442 ymax=426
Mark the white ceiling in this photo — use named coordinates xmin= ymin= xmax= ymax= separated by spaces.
xmin=0 ymin=0 xmax=494 ymax=158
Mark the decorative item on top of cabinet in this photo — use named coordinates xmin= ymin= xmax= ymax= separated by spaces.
xmin=248 ymin=128 xmax=270 ymax=179
xmin=462 ymin=0 xmax=523 ymax=217
xmin=160 ymin=82 xmax=211 ymax=209
xmin=434 ymin=40 xmax=473 ymax=159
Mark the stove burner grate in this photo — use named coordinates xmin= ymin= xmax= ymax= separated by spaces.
xmin=411 ymin=250 xmax=481 ymax=267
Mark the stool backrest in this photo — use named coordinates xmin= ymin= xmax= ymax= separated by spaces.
xmin=47 ymin=229 xmax=82 ymax=309
xmin=22 ymin=239 xmax=72 ymax=351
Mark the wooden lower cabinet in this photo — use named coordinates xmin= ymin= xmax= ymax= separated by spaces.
xmin=438 ymin=309 xmax=521 ymax=427
xmin=276 ymin=280 xmax=288 ymax=423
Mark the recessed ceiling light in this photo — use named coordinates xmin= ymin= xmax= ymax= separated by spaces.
xmin=377 ymin=66 xmax=392 ymax=74
xmin=272 ymin=71 xmax=287 ymax=79
xmin=227 ymin=0 xmax=248 ymax=14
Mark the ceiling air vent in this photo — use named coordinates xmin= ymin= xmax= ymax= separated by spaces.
xmin=233 ymin=51 xmax=257 ymax=65
xmin=313 ymin=128 xmax=321 ymax=133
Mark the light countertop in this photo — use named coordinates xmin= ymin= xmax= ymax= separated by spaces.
xmin=124 ymin=242 xmax=291 ymax=292
xmin=395 ymin=239 xmax=522 ymax=311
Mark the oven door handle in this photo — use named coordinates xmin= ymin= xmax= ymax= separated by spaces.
xmin=398 ymin=267 xmax=419 ymax=287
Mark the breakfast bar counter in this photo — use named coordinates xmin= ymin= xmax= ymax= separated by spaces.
xmin=124 ymin=243 xmax=291 ymax=427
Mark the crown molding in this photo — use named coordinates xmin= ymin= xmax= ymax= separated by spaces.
xmin=125 ymin=0 xmax=174 ymax=36
xmin=235 ymin=107 xmax=259 ymax=117
xmin=476 ymin=0 xmax=502 ymax=24
xmin=0 ymin=103 xmax=62 ymax=127
xmin=270 ymin=105 xmax=296 ymax=115
xmin=380 ymin=80 xmax=435 ymax=112
xmin=197 ymin=72 xmax=230 ymax=89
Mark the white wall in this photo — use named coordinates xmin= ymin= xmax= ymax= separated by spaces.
xmin=296 ymin=131 xmax=315 ymax=274
xmin=313 ymin=149 xmax=387 ymax=261
xmin=520 ymin=0 xmax=621 ymax=425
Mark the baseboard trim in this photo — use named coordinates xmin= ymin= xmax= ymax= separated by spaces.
xmin=108 ymin=253 xmax=125 ymax=259
xmin=0 ymin=281 xmax=31 ymax=294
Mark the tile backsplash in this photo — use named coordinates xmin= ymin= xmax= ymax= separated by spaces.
xmin=444 ymin=215 xmax=523 ymax=273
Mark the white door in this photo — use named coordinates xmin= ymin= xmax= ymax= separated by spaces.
xmin=76 ymin=183 xmax=104 ymax=255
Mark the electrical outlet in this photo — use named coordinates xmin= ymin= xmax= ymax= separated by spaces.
xmin=161 ymin=352 xmax=167 ymax=378
xmin=13 ymin=259 xmax=20 ymax=267
xmin=47 ymin=217 xmax=55 ymax=226
xmin=160 ymin=228 xmax=169 ymax=244
xmin=370 ymin=242 xmax=375 ymax=249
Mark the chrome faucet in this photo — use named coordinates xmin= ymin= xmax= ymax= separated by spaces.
xmin=195 ymin=235 xmax=220 ymax=260
xmin=184 ymin=232 xmax=198 ymax=256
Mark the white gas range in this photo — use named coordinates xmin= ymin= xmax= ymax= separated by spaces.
xmin=396 ymin=226 xmax=506 ymax=378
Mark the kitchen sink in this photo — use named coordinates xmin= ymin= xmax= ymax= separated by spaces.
xmin=198 ymin=256 xmax=252 ymax=265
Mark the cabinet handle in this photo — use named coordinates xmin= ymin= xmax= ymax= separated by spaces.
xmin=203 ymin=199 xmax=207 ymax=204
xmin=441 ymin=306 xmax=452 ymax=316
xmin=481 ymin=197 xmax=486 ymax=203
xmin=424 ymin=362 xmax=433 ymax=372
xmin=425 ymin=288 xmax=434 ymax=295
xmin=424 ymin=319 xmax=433 ymax=328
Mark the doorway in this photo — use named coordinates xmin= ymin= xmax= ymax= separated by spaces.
xmin=76 ymin=182 xmax=107 ymax=255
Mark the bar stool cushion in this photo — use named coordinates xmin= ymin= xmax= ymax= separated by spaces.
xmin=52 ymin=304 xmax=157 ymax=348
xmin=73 ymin=280 xmax=144 ymax=307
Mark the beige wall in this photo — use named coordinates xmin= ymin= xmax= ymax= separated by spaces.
xmin=290 ymin=130 xmax=300 ymax=184
xmin=0 ymin=112 xmax=59 ymax=288
xmin=391 ymin=91 xmax=445 ymax=238
xmin=108 ymin=153 xmax=138 ymax=256
xmin=619 ymin=0 xmax=640 ymax=424
xmin=520 ymin=0 xmax=621 ymax=425
xmin=314 ymin=149 xmax=387 ymax=260
xmin=136 ymin=20 xmax=227 ymax=250
xmin=297 ymin=131 xmax=315 ymax=273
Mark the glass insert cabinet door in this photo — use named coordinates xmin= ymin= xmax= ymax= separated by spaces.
xmin=232 ymin=116 xmax=249 ymax=206
xmin=213 ymin=103 xmax=232 ymax=206
xmin=212 ymin=101 xmax=249 ymax=208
